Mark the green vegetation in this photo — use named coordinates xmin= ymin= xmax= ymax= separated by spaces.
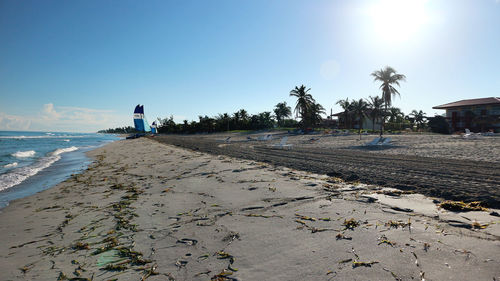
xmin=98 ymin=126 xmax=138 ymax=134
xmin=100 ymin=66 xmax=448 ymax=135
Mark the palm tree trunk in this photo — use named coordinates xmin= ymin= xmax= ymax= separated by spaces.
xmin=380 ymin=104 xmax=387 ymax=137
xmin=359 ymin=118 xmax=362 ymax=140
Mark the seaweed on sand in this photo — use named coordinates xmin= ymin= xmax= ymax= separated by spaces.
xmin=343 ymin=218 xmax=360 ymax=230
xmin=211 ymin=269 xmax=236 ymax=281
xmin=439 ymin=201 xmax=488 ymax=212
xmin=102 ymin=263 xmax=127 ymax=271
xmin=352 ymin=260 xmax=379 ymax=268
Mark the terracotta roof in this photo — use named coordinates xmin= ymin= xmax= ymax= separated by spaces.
xmin=433 ymin=97 xmax=500 ymax=109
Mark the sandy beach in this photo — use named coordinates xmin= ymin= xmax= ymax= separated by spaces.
xmin=154 ymin=133 xmax=500 ymax=208
xmin=1 ymin=137 xmax=499 ymax=280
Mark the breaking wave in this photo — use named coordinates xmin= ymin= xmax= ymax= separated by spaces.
xmin=0 ymin=146 xmax=79 ymax=191
xmin=12 ymin=150 xmax=36 ymax=158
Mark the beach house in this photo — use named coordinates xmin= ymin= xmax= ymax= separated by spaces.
xmin=433 ymin=97 xmax=500 ymax=133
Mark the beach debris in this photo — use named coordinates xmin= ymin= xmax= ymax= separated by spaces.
xmin=471 ymin=221 xmax=489 ymax=229
xmin=378 ymin=239 xmax=396 ymax=247
xmin=423 ymin=242 xmax=430 ymax=252
xmin=35 ymin=205 xmax=62 ymax=212
xmin=390 ymin=206 xmax=414 ymax=213
xmin=338 ymin=258 xmax=353 ymax=264
xmin=211 ymin=269 xmax=234 ymax=281
xmin=57 ymin=271 xmax=67 ymax=280
xmin=198 ymin=253 xmax=210 ymax=260
xmin=241 ymin=206 xmax=264 ymax=211
xmin=352 ymin=260 xmax=379 ymax=268
xmin=343 ymin=218 xmax=360 ymax=230
xmin=141 ymin=263 xmax=159 ymax=280
xmin=268 ymin=186 xmax=277 ymax=192
xmin=335 ymin=233 xmax=352 ymax=240
xmin=175 ymin=259 xmax=188 ymax=268
xmin=376 ymin=190 xmax=413 ymax=197
xmin=227 ymin=264 xmax=238 ymax=272
xmin=177 ymin=238 xmax=198 ymax=246
xmin=72 ymin=242 xmax=90 ymax=251
xmin=245 ymin=213 xmax=282 ymax=219
xmin=162 ymin=188 xmax=172 ymax=193
xmin=439 ymin=201 xmax=488 ymax=212
xmin=222 ymin=232 xmax=240 ymax=242
xmin=385 ymin=220 xmax=408 ymax=229
xmin=326 ymin=270 xmax=336 ymax=275
xmin=295 ymin=213 xmax=317 ymax=221
xmin=216 ymin=251 xmax=233 ymax=260
xmin=194 ymin=270 xmax=212 ymax=277
xmin=295 ymin=219 xmax=307 ymax=226
xmin=382 ymin=267 xmax=402 ymax=281
xmin=490 ymin=211 xmax=500 ymax=217
xmin=102 ymin=263 xmax=128 ymax=271
xmin=412 ymin=252 xmax=420 ymax=267
xmin=19 ymin=263 xmax=34 ymax=274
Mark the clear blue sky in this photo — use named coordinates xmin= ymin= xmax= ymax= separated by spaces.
xmin=1 ymin=0 xmax=499 ymax=132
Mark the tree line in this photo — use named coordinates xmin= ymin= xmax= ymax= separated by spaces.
xmin=100 ymin=66 xmax=450 ymax=135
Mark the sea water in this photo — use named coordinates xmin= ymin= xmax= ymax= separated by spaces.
xmin=0 ymin=131 xmax=119 ymax=208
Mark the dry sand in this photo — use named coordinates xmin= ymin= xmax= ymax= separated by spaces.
xmin=1 ymin=138 xmax=499 ymax=280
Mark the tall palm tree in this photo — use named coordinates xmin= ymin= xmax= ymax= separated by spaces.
xmin=371 ymin=66 xmax=406 ymax=136
xmin=290 ymin=85 xmax=315 ymax=128
xmin=350 ymin=99 xmax=369 ymax=139
xmin=274 ymin=102 xmax=292 ymax=127
xmin=368 ymin=96 xmax=384 ymax=132
xmin=336 ymin=98 xmax=351 ymax=129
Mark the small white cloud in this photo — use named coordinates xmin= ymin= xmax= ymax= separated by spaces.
xmin=42 ymin=103 xmax=61 ymax=120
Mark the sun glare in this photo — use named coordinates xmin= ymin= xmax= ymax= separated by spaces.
xmin=368 ymin=0 xmax=428 ymax=43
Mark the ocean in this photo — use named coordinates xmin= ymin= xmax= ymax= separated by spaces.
xmin=0 ymin=131 xmax=119 ymax=208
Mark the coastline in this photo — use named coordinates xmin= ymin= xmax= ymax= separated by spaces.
xmin=1 ymin=137 xmax=499 ymax=280
xmin=0 ymin=135 xmax=119 ymax=209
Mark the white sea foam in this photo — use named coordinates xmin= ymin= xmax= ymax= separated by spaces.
xmin=0 ymin=147 xmax=79 ymax=191
xmin=51 ymin=146 xmax=78 ymax=156
xmin=12 ymin=150 xmax=36 ymax=158
xmin=4 ymin=162 xmax=18 ymax=168
xmin=63 ymin=139 xmax=70 ymax=142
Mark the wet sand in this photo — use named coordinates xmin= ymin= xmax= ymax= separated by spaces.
xmin=1 ymin=138 xmax=499 ymax=280
xmin=153 ymin=133 xmax=500 ymax=208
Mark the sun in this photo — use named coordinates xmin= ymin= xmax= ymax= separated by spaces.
xmin=368 ymin=0 xmax=429 ymax=43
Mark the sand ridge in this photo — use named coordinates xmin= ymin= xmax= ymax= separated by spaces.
xmin=0 ymin=138 xmax=499 ymax=280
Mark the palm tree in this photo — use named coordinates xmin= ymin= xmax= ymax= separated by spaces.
xmin=274 ymin=102 xmax=292 ymax=127
xmin=336 ymin=98 xmax=351 ymax=129
xmin=410 ymin=110 xmax=426 ymax=131
xmin=350 ymin=99 xmax=369 ymax=139
xmin=309 ymin=102 xmax=326 ymax=129
xmin=371 ymin=66 xmax=406 ymax=136
xmin=388 ymin=107 xmax=404 ymax=123
xmin=290 ymin=85 xmax=315 ymax=129
xmin=368 ymin=96 xmax=384 ymax=132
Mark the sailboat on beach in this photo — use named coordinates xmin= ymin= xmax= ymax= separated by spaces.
xmin=127 ymin=105 xmax=155 ymax=139
xmin=133 ymin=105 xmax=151 ymax=133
